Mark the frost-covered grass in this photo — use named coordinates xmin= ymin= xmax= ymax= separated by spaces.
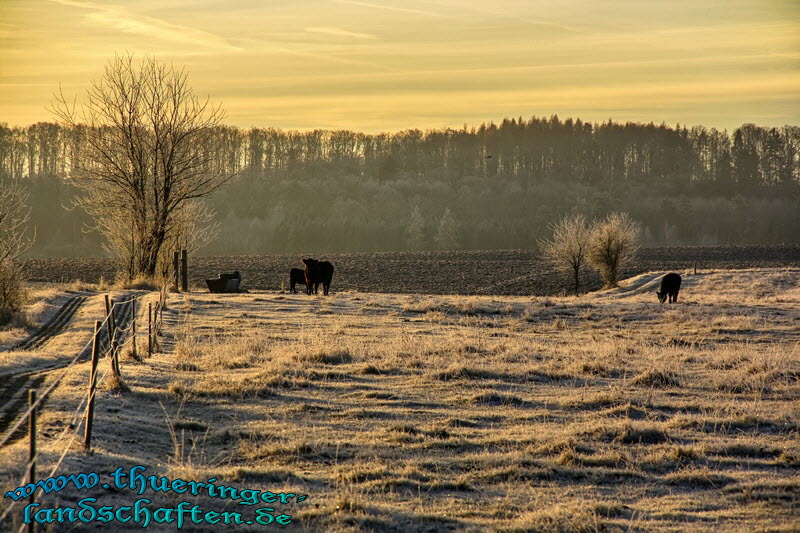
xmin=1 ymin=269 xmax=798 ymax=531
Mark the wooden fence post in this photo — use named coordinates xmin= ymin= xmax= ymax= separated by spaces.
xmin=110 ymin=299 xmax=120 ymax=376
xmin=28 ymin=389 xmax=37 ymax=533
xmin=131 ymin=299 xmax=137 ymax=357
xmin=103 ymin=295 xmax=118 ymax=376
xmin=173 ymin=251 xmax=180 ymax=292
xmin=103 ymin=294 xmax=111 ymax=343
xmin=84 ymin=321 xmax=101 ymax=451
xmin=148 ymin=302 xmax=153 ymax=357
xmin=181 ymin=249 xmax=188 ymax=292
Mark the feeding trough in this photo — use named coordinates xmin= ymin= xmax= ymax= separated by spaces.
xmin=206 ymin=271 xmax=241 ymax=293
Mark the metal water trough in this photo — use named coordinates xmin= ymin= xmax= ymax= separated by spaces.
xmin=206 ymin=271 xmax=241 ymax=293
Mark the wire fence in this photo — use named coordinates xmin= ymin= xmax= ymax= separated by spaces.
xmin=0 ymin=282 xmax=171 ymax=530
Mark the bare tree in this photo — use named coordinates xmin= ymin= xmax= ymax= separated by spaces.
xmin=405 ymin=204 xmax=425 ymax=250
xmin=434 ymin=208 xmax=460 ymax=250
xmin=587 ymin=212 xmax=640 ymax=288
xmin=0 ymin=181 xmax=33 ymax=322
xmin=50 ymin=53 xmax=233 ymax=280
xmin=540 ymin=213 xmax=591 ymax=295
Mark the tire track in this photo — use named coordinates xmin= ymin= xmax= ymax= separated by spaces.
xmin=77 ymin=293 xmax=135 ymax=359
xmin=6 ymin=294 xmax=88 ymax=352
xmin=0 ymin=375 xmax=47 ymax=442
xmin=0 ymin=294 xmax=138 ymax=447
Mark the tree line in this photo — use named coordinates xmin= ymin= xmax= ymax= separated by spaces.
xmin=1 ymin=116 xmax=799 ymax=256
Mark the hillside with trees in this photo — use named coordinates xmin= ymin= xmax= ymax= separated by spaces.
xmin=1 ymin=116 xmax=798 ymax=256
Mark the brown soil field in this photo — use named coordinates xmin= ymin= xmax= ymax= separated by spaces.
xmin=20 ymin=245 xmax=800 ymax=296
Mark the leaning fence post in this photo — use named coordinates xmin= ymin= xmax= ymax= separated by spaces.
xmin=28 ymin=389 xmax=37 ymax=533
xmin=181 ymin=249 xmax=188 ymax=292
xmin=173 ymin=251 xmax=180 ymax=292
xmin=84 ymin=321 xmax=101 ymax=451
xmin=148 ymin=302 xmax=153 ymax=357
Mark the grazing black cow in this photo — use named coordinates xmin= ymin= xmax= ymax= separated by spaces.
xmin=289 ymin=268 xmax=306 ymax=294
xmin=656 ymin=273 xmax=682 ymax=304
xmin=302 ymin=258 xmax=334 ymax=295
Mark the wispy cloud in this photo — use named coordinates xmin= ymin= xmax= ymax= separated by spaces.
xmin=234 ymin=38 xmax=393 ymax=71
xmin=48 ymin=0 xmax=242 ymax=52
xmin=305 ymin=27 xmax=377 ymax=40
xmin=335 ymin=0 xmax=449 ymax=18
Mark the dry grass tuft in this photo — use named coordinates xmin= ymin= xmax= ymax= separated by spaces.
xmin=506 ymin=505 xmax=603 ymax=532
xmin=103 ymin=372 xmax=130 ymax=393
xmin=665 ymin=467 xmax=736 ymax=488
xmin=430 ymin=365 xmax=500 ymax=381
xmin=295 ymin=348 xmax=353 ymax=365
xmin=629 ymin=369 xmax=681 ymax=388
xmin=470 ymin=392 xmax=526 ymax=407
xmin=66 ymin=278 xmax=97 ymax=292
xmin=121 ymin=345 xmax=142 ymax=362
xmin=584 ymin=423 xmax=671 ymax=445
xmin=120 ymin=276 xmax=160 ymax=290
xmin=563 ymin=391 xmax=626 ymax=410
xmin=706 ymin=443 xmax=779 ymax=459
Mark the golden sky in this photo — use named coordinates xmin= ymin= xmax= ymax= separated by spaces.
xmin=1 ymin=0 xmax=798 ymax=132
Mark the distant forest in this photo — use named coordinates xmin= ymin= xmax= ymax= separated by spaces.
xmin=1 ymin=116 xmax=799 ymax=256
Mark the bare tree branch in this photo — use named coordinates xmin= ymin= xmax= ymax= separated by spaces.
xmin=0 ymin=181 xmax=34 ymax=263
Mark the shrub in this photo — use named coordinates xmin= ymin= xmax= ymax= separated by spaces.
xmin=587 ymin=212 xmax=640 ymax=288
xmin=540 ymin=213 xmax=591 ymax=295
xmin=0 ymin=259 xmax=27 ymax=327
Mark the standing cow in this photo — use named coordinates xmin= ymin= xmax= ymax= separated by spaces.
xmin=656 ymin=273 xmax=682 ymax=304
xmin=289 ymin=268 xmax=307 ymax=294
xmin=302 ymin=258 xmax=335 ymax=295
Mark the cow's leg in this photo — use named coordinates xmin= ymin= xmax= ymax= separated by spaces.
xmin=323 ymin=283 xmax=329 ymax=296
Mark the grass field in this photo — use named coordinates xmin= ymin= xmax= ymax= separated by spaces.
xmin=1 ymin=268 xmax=799 ymax=531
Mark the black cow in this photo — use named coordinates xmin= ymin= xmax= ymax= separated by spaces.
xmin=302 ymin=258 xmax=335 ymax=295
xmin=656 ymin=273 xmax=682 ymax=304
xmin=289 ymin=268 xmax=306 ymax=294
